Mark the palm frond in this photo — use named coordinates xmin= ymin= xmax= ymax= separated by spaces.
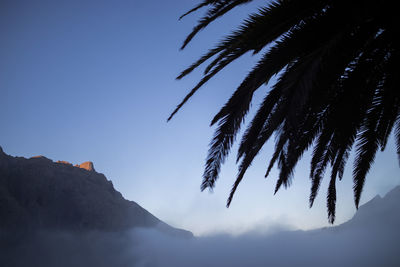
xmin=352 ymin=59 xmax=388 ymax=208
xmin=327 ymin=172 xmax=337 ymax=223
xmin=181 ymin=0 xmax=253 ymax=49
xmin=179 ymin=0 xmax=222 ymax=20
xmin=396 ymin=119 xmax=400 ymax=166
xmin=174 ymin=0 xmax=399 ymax=223
xmin=170 ymin=0 xmax=332 ymax=121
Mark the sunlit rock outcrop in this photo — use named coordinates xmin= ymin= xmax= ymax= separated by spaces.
xmin=76 ymin=161 xmax=95 ymax=172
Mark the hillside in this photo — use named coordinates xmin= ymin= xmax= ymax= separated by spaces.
xmin=0 ymin=146 xmax=192 ymax=238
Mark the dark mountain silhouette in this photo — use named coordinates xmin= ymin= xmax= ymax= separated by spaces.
xmin=0 ymin=146 xmax=192 ymax=238
xmin=334 ymin=185 xmax=400 ymax=230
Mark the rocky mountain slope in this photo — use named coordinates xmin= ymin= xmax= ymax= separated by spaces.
xmin=0 ymin=146 xmax=192 ymax=238
xmin=332 ymin=184 xmax=400 ymax=230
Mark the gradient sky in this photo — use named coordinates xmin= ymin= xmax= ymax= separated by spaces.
xmin=1 ymin=0 xmax=399 ymax=236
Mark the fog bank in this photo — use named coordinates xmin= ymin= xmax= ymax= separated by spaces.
xmin=1 ymin=222 xmax=399 ymax=267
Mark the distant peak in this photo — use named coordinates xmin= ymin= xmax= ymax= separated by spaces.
xmin=78 ymin=161 xmax=95 ymax=172
xmin=57 ymin=160 xmax=96 ymax=172
xmin=56 ymin=160 xmax=72 ymax=166
xmin=384 ymin=185 xmax=400 ymax=199
xmin=372 ymin=194 xmax=382 ymax=200
xmin=361 ymin=194 xmax=382 ymax=207
xmin=390 ymin=185 xmax=400 ymax=192
xmin=31 ymin=155 xmax=53 ymax=162
xmin=31 ymin=156 xmax=46 ymax=159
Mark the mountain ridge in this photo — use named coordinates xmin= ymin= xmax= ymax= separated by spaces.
xmin=0 ymin=146 xmax=192 ymax=238
xmin=335 ymin=184 xmax=400 ymax=230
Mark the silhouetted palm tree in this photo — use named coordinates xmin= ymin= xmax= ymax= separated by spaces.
xmin=169 ymin=0 xmax=399 ymax=223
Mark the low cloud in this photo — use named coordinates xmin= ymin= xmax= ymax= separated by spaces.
xmin=1 ymin=220 xmax=399 ymax=267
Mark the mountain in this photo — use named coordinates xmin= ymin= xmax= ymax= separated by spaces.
xmin=0 ymin=146 xmax=192 ymax=238
xmin=331 ymin=185 xmax=400 ymax=230
xmin=0 ymin=146 xmax=398 ymax=267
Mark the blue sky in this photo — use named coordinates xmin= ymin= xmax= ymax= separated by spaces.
xmin=1 ymin=0 xmax=399 ymax=236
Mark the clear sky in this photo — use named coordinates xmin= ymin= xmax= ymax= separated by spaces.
xmin=1 ymin=0 xmax=399 ymax=236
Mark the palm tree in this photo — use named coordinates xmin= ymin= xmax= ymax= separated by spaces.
xmin=169 ymin=0 xmax=399 ymax=223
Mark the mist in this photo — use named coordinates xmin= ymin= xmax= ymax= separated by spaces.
xmin=1 ymin=221 xmax=399 ymax=267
